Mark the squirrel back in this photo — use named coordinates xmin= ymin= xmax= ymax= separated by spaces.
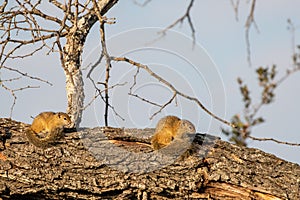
xmin=26 ymin=112 xmax=72 ymax=148
xmin=151 ymin=116 xmax=196 ymax=150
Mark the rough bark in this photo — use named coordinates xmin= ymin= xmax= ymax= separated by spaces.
xmin=64 ymin=0 xmax=118 ymax=127
xmin=0 ymin=118 xmax=299 ymax=200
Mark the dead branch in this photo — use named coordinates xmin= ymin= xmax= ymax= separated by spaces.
xmin=244 ymin=0 xmax=259 ymax=66
xmin=91 ymin=0 xmax=118 ymax=126
xmin=248 ymin=135 xmax=300 ymax=146
xmin=230 ymin=0 xmax=240 ymax=21
xmin=83 ymin=82 xmax=127 ymax=111
xmin=159 ymin=0 xmax=196 ymax=46
xmin=128 ymin=93 xmax=162 ymax=108
xmin=128 ymin=67 xmax=163 ymax=108
xmin=49 ymin=0 xmax=67 ymax=11
xmin=1 ymin=66 xmax=52 ymax=86
xmin=0 ymin=0 xmax=71 ymax=115
xmin=86 ymin=56 xmax=126 ymax=123
xmin=0 ymin=0 xmax=8 ymax=13
xmin=111 ymin=56 xmax=235 ymax=128
xmin=229 ymin=0 xmax=258 ymax=66
xmin=0 ymin=80 xmax=40 ymax=117
xmin=133 ymin=0 xmax=152 ymax=7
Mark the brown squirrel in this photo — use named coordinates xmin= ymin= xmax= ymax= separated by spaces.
xmin=26 ymin=112 xmax=72 ymax=148
xmin=151 ymin=115 xmax=196 ymax=150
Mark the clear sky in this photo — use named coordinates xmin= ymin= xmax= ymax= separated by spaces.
xmin=1 ymin=0 xmax=300 ymax=164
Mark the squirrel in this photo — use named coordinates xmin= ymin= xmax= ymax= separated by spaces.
xmin=151 ymin=115 xmax=196 ymax=150
xmin=26 ymin=112 xmax=72 ymax=148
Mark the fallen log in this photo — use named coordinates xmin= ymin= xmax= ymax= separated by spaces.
xmin=0 ymin=118 xmax=299 ymax=199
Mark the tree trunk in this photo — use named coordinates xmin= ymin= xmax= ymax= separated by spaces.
xmin=63 ymin=0 xmax=118 ymax=127
xmin=0 ymin=118 xmax=299 ymax=199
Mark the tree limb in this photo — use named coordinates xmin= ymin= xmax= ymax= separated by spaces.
xmin=111 ymin=56 xmax=235 ymax=128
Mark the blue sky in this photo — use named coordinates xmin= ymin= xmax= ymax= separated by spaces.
xmin=1 ymin=0 xmax=300 ymax=164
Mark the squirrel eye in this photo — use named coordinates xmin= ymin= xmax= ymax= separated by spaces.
xmin=64 ymin=117 xmax=67 ymax=120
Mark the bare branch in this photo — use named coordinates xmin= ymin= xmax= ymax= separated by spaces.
xmin=133 ymin=0 xmax=152 ymax=7
xmin=129 ymin=67 xmax=139 ymax=93
xmin=248 ymin=135 xmax=300 ymax=146
xmin=111 ymin=56 xmax=235 ymax=128
xmin=1 ymin=65 xmax=53 ymax=86
xmin=0 ymin=76 xmax=22 ymax=82
xmin=159 ymin=0 xmax=196 ymax=46
xmin=0 ymin=0 xmax=8 ymax=13
xmin=0 ymin=80 xmax=40 ymax=117
xmin=150 ymin=93 xmax=176 ymax=120
xmin=92 ymin=0 xmax=112 ymax=126
xmin=245 ymin=0 xmax=257 ymax=28
xmin=244 ymin=0 xmax=258 ymax=66
xmin=127 ymin=66 xmax=163 ymax=108
xmin=11 ymin=85 xmax=40 ymax=92
xmin=49 ymin=0 xmax=67 ymax=12
xmin=79 ymin=0 xmax=92 ymax=14
xmin=90 ymin=0 xmax=118 ymax=126
xmin=287 ymin=19 xmax=297 ymax=63
xmin=128 ymin=93 xmax=162 ymax=108
xmin=0 ymin=83 xmax=17 ymax=117
xmin=230 ymin=0 xmax=240 ymax=21
xmin=83 ymin=82 xmax=127 ymax=111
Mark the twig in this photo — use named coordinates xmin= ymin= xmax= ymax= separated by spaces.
xmin=92 ymin=0 xmax=113 ymax=126
xmin=128 ymin=93 xmax=162 ymax=108
xmin=159 ymin=0 xmax=196 ymax=47
xmin=150 ymin=93 xmax=176 ymax=120
xmin=230 ymin=0 xmax=240 ymax=21
xmin=129 ymin=67 xmax=140 ymax=94
xmin=2 ymin=65 xmax=53 ymax=86
xmin=83 ymin=82 xmax=127 ymax=111
xmin=245 ymin=0 xmax=258 ymax=67
xmin=0 ymin=0 xmax=8 ymax=13
xmin=0 ymin=82 xmax=39 ymax=117
xmin=133 ymin=0 xmax=151 ymax=7
xmin=248 ymin=135 xmax=300 ymax=146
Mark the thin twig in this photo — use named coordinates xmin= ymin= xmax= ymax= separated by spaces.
xmin=150 ymin=93 xmax=176 ymax=120
xmin=92 ymin=0 xmax=112 ymax=126
xmin=2 ymin=65 xmax=53 ymax=86
xmin=133 ymin=0 xmax=152 ymax=7
xmin=248 ymin=135 xmax=300 ymax=146
xmin=245 ymin=0 xmax=258 ymax=67
xmin=83 ymin=82 xmax=127 ymax=111
xmin=159 ymin=0 xmax=196 ymax=46
xmin=128 ymin=93 xmax=162 ymax=108
xmin=230 ymin=0 xmax=240 ymax=21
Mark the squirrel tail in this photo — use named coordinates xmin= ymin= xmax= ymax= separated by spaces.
xmin=26 ymin=128 xmax=62 ymax=148
xmin=151 ymin=136 xmax=166 ymax=150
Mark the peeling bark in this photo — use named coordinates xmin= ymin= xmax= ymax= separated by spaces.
xmin=63 ymin=0 xmax=118 ymax=127
xmin=0 ymin=118 xmax=299 ymax=199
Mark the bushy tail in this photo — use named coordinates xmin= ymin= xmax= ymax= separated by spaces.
xmin=26 ymin=128 xmax=62 ymax=148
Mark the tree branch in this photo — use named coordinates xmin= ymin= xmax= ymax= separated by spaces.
xmin=111 ymin=56 xmax=235 ymax=128
xmin=248 ymin=135 xmax=300 ymax=146
xmin=159 ymin=0 xmax=196 ymax=46
xmin=133 ymin=0 xmax=152 ymax=7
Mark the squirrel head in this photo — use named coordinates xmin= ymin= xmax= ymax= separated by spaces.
xmin=176 ymin=119 xmax=196 ymax=138
xmin=56 ymin=112 xmax=72 ymax=128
